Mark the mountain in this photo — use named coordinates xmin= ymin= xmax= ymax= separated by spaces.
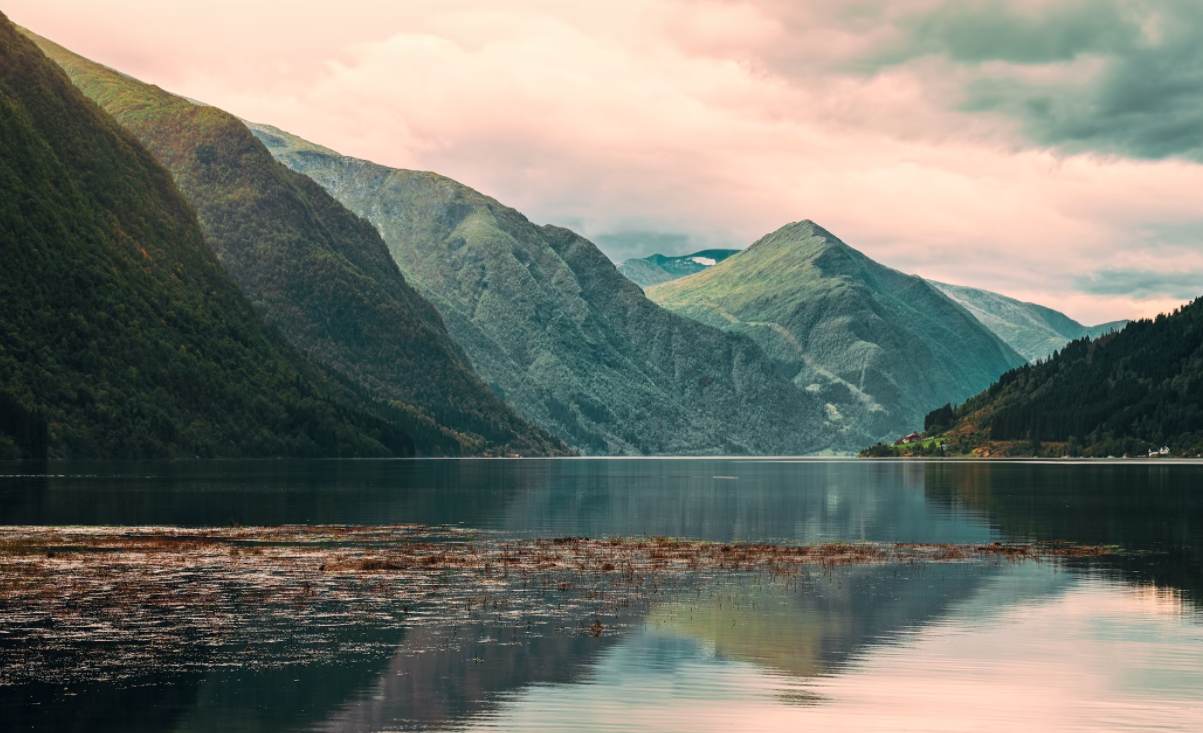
xmin=0 ymin=13 xmax=414 ymax=459
xmin=922 ymin=297 xmax=1203 ymax=457
xmin=617 ymin=250 xmax=741 ymax=288
xmin=23 ymin=29 xmax=565 ymax=457
xmin=248 ymin=123 xmax=829 ymax=455
xmin=646 ymin=221 xmax=1027 ymax=443
xmin=616 ymin=258 xmax=676 ymax=289
xmin=929 ymin=281 xmax=1129 ymax=362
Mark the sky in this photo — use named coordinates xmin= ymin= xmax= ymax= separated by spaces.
xmin=9 ymin=0 xmax=1203 ymax=323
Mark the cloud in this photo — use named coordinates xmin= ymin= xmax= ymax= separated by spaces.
xmin=873 ymin=0 xmax=1203 ymax=161
xmin=881 ymin=0 xmax=1141 ymax=66
xmin=8 ymin=0 xmax=1203 ymax=324
xmin=592 ymin=231 xmax=700 ymax=263
xmin=1075 ymin=270 xmax=1203 ymax=300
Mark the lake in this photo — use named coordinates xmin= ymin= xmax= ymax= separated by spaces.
xmin=2 ymin=458 xmax=1201 ymax=732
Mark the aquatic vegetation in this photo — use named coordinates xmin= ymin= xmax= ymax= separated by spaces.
xmin=0 ymin=525 xmax=1116 ymax=688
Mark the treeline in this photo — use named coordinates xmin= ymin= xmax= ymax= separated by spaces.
xmin=920 ymin=297 xmax=1203 ymax=456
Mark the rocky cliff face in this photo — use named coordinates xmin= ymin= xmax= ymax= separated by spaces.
xmin=250 ymin=123 xmax=830 ymax=455
xmin=647 ymin=221 xmax=1027 ymax=443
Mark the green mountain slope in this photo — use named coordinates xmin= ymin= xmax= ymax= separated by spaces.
xmin=23 ymin=29 xmax=564 ymax=456
xmin=616 ymin=258 xmax=675 ymax=289
xmin=923 ymin=298 xmax=1203 ymax=457
xmin=647 ymin=221 xmax=1027 ymax=443
xmin=618 ymin=250 xmax=740 ymax=289
xmin=0 ymin=13 xmax=412 ymax=459
xmin=248 ymin=123 xmax=829 ymax=455
xmin=930 ymin=281 xmax=1129 ymax=362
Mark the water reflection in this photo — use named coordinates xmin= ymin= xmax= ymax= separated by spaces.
xmin=922 ymin=462 xmax=1203 ymax=605
xmin=1 ymin=459 xmax=998 ymax=544
xmin=3 ymin=459 xmax=1203 ymax=732
xmin=446 ymin=570 xmax=1202 ymax=733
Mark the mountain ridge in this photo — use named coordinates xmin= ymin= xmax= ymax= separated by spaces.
xmin=618 ymin=249 xmax=740 ymax=288
xmin=0 ymin=12 xmax=415 ymax=459
xmin=647 ymin=220 xmax=1027 ymax=444
xmin=929 ymin=280 xmax=1129 ymax=362
xmin=248 ymin=122 xmax=832 ymax=455
xmin=23 ymin=28 xmax=567 ymax=456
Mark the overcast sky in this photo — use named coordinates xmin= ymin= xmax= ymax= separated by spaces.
xmin=11 ymin=0 xmax=1203 ymax=323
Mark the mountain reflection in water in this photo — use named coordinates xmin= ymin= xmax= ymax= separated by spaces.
xmin=1 ymin=459 xmax=1201 ymax=732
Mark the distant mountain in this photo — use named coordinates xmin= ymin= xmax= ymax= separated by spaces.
xmin=618 ymin=250 xmax=741 ymax=288
xmin=0 ymin=14 xmax=412 ymax=459
xmin=24 ymin=29 xmax=566 ymax=457
xmin=923 ymin=298 xmax=1203 ymax=457
xmin=647 ymin=221 xmax=1027 ymax=443
xmin=929 ymin=281 xmax=1128 ymax=362
xmin=249 ymin=123 xmax=829 ymax=455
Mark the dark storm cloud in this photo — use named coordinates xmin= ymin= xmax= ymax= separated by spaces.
xmin=876 ymin=0 xmax=1203 ymax=161
xmin=882 ymin=0 xmax=1140 ymax=65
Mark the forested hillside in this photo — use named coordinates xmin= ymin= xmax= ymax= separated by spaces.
xmin=922 ymin=298 xmax=1203 ymax=457
xmin=648 ymin=221 xmax=1026 ymax=445
xmin=24 ymin=28 xmax=565 ymax=456
xmin=0 ymin=13 xmax=412 ymax=459
xmin=249 ymin=123 xmax=829 ymax=455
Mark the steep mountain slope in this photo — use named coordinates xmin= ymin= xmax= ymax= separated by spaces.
xmin=24 ymin=29 xmax=564 ymax=456
xmin=923 ymin=298 xmax=1203 ymax=457
xmin=930 ymin=281 xmax=1128 ymax=362
xmin=647 ymin=221 xmax=1027 ymax=442
xmin=0 ymin=13 xmax=411 ymax=459
xmin=248 ymin=123 xmax=828 ymax=455
xmin=616 ymin=258 xmax=675 ymax=289
xmin=618 ymin=250 xmax=740 ymax=288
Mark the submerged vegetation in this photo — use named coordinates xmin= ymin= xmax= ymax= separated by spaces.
xmin=0 ymin=523 xmax=1117 ymax=686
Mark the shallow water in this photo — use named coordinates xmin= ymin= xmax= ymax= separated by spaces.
xmin=2 ymin=458 xmax=1201 ymax=732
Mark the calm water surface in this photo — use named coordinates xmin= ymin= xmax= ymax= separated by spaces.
xmin=2 ymin=458 xmax=1201 ymax=732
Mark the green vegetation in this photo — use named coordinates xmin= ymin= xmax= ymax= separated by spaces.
xmin=249 ymin=123 xmax=827 ymax=455
xmin=858 ymin=437 xmax=948 ymax=458
xmin=648 ymin=221 xmax=1027 ymax=447
xmin=920 ymin=298 xmax=1203 ymax=457
xmin=0 ymin=13 xmax=413 ymax=459
xmin=930 ymin=280 xmax=1128 ymax=362
xmin=24 ymin=29 xmax=566 ymax=457
xmin=616 ymin=258 xmax=676 ymax=289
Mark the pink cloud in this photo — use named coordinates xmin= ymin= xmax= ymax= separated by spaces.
xmin=10 ymin=0 xmax=1203 ymax=324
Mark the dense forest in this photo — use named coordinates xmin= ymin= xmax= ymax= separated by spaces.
xmin=23 ymin=28 xmax=566 ymax=457
xmin=0 ymin=13 xmax=415 ymax=459
xmin=910 ymin=298 xmax=1203 ymax=457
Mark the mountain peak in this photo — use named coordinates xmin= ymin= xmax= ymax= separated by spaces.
xmin=748 ymin=219 xmax=844 ymax=253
